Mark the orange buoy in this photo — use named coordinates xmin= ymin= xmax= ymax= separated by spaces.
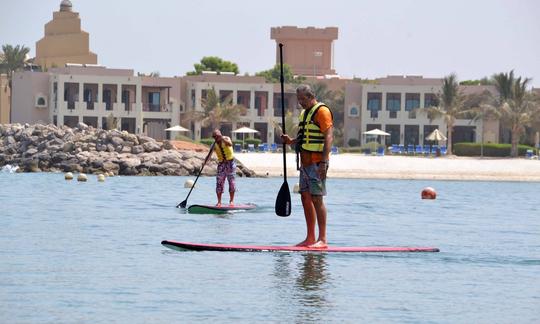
xmin=421 ymin=187 xmax=437 ymax=199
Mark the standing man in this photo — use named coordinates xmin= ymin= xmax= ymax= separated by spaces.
xmin=212 ymin=129 xmax=236 ymax=206
xmin=281 ymin=85 xmax=333 ymax=248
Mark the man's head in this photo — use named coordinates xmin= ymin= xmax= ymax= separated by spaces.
xmin=212 ymin=129 xmax=222 ymax=141
xmin=296 ymin=84 xmax=316 ymax=109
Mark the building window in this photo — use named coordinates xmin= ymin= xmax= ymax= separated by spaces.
xmin=148 ymin=92 xmax=160 ymax=111
xmin=405 ymin=93 xmax=420 ymax=111
xmin=386 ymin=93 xmax=401 ymax=111
xmin=349 ymin=106 xmax=359 ymax=117
xmin=424 ymin=93 xmax=438 ymax=108
xmin=191 ymin=89 xmax=196 ymax=108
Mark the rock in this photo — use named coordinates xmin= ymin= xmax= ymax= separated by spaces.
xmin=137 ymin=135 xmax=155 ymax=145
xmin=131 ymin=145 xmax=145 ymax=154
xmin=162 ymin=140 xmax=174 ymax=150
xmin=76 ymin=122 xmax=89 ymax=131
xmin=143 ymin=141 xmax=161 ymax=152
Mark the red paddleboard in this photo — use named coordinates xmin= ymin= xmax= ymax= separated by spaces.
xmin=161 ymin=240 xmax=440 ymax=253
xmin=187 ymin=204 xmax=256 ymax=214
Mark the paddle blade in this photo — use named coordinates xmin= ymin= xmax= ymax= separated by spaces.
xmin=275 ymin=181 xmax=291 ymax=217
xmin=177 ymin=200 xmax=187 ymax=209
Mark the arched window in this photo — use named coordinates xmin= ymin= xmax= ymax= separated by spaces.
xmin=37 ymin=97 xmax=46 ymax=106
xmin=349 ymin=106 xmax=359 ymax=117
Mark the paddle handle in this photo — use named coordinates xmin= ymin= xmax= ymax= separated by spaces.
xmin=279 ymin=43 xmax=287 ymax=180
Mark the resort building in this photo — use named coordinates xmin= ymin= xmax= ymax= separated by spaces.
xmin=343 ymin=75 xmax=498 ymax=147
xmin=11 ymin=65 xmax=182 ymax=140
xmin=0 ymin=74 xmax=10 ymax=124
xmin=35 ymin=0 xmax=98 ymax=69
xmin=181 ymin=73 xmax=298 ymax=144
xmin=271 ymin=26 xmax=338 ymax=78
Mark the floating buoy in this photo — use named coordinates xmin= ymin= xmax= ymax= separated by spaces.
xmin=421 ymin=187 xmax=437 ymax=199
xmin=65 ymin=172 xmax=74 ymax=180
xmin=184 ymin=179 xmax=195 ymax=188
xmin=77 ymin=173 xmax=88 ymax=182
xmin=108 ymin=171 xmax=115 ymax=177
xmin=293 ymin=183 xmax=300 ymax=193
xmin=97 ymin=174 xmax=105 ymax=182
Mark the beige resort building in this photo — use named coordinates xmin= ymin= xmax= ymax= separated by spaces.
xmin=344 ymin=75 xmax=499 ymax=147
xmin=12 ymin=65 xmax=182 ymax=141
xmin=35 ymin=0 xmax=97 ymax=69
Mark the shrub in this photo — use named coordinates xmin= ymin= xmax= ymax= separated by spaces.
xmin=200 ymin=138 xmax=214 ymax=146
xmin=453 ymin=142 xmax=535 ymax=157
xmin=348 ymin=138 xmax=360 ymax=147
xmin=244 ymin=138 xmax=262 ymax=146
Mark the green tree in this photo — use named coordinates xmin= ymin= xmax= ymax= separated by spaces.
xmin=421 ymin=74 xmax=470 ymax=155
xmin=310 ymin=82 xmax=345 ymax=145
xmin=459 ymin=77 xmax=492 ymax=86
xmin=183 ymin=88 xmax=246 ymax=130
xmin=186 ymin=56 xmax=239 ymax=75
xmin=272 ymin=110 xmax=299 ymax=137
xmin=256 ymin=64 xmax=304 ymax=84
xmin=1 ymin=44 xmax=31 ymax=123
xmin=492 ymin=71 xmax=540 ymax=157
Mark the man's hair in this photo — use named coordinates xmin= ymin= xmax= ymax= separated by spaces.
xmin=212 ymin=129 xmax=221 ymax=137
xmin=296 ymin=84 xmax=315 ymax=99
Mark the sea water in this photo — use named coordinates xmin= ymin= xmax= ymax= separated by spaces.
xmin=0 ymin=173 xmax=539 ymax=323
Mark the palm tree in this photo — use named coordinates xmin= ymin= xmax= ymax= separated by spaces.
xmin=183 ymin=88 xmax=246 ymax=133
xmin=1 ymin=44 xmax=30 ymax=123
xmin=492 ymin=71 xmax=539 ymax=157
xmin=421 ymin=74 xmax=468 ymax=155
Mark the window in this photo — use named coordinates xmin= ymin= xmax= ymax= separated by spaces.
xmin=424 ymin=93 xmax=438 ymax=108
xmin=367 ymin=92 xmax=382 ymax=111
xmin=386 ymin=93 xmax=401 ymax=111
xmin=405 ymin=93 xmax=420 ymax=111
xmin=148 ymin=92 xmax=160 ymax=111
xmin=349 ymin=106 xmax=359 ymax=117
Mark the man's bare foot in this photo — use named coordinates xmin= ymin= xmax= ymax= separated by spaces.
xmin=216 ymin=203 xmax=222 ymax=207
xmin=307 ymin=240 xmax=328 ymax=248
xmin=295 ymin=239 xmax=315 ymax=247
xmin=229 ymin=202 xmax=234 ymax=206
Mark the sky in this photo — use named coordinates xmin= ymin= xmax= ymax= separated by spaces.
xmin=1 ymin=0 xmax=539 ymax=87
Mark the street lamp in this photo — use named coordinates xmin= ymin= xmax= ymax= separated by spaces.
xmin=313 ymin=51 xmax=323 ymax=78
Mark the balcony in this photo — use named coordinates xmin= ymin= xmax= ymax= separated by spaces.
xmin=143 ymin=102 xmax=172 ymax=112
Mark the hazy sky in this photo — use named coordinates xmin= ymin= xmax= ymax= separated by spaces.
xmin=1 ymin=0 xmax=539 ymax=86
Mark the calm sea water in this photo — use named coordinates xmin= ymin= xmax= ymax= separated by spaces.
xmin=1 ymin=171 xmax=539 ymax=323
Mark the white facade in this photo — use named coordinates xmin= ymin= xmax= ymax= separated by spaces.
xmin=185 ymin=78 xmax=280 ymax=144
xmin=344 ymin=76 xmax=483 ymax=147
xmin=13 ymin=66 xmax=182 ymax=140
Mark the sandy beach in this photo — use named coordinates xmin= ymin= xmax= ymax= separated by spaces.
xmin=234 ymin=152 xmax=540 ymax=182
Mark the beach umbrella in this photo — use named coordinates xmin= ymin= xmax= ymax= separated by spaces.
xmin=363 ymin=128 xmax=390 ymax=144
xmin=426 ymin=129 xmax=447 ymax=141
xmin=363 ymin=128 xmax=390 ymax=136
xmin=165 ymin=125 xmax=190 ymax=132
xmin=232 ymin=126 xmax=259 ymax=148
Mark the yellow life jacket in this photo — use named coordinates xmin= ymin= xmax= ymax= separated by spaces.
xmin=297 ymin=102 xmax=332 ymax=152
xmin=214 ymin=140 xmax=234 ymax=162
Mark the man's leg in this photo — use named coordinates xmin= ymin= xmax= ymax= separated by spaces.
xmin=216 ymin=172 xmax=226 ymax=207
xmin=311 ymin=195 xmax=327 ymax=248
xmin=296 ymin=192 xmax=317 ymax=246
xmin=227 ymin=163 xmax=236 ymax=205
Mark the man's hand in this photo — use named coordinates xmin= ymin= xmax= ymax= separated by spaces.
xmin=318 ymin=162 xmax=328 ymax=180
xmin=281 ymin=134 xmax=293 ymax=145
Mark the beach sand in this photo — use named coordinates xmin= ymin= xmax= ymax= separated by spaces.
xmin=234 ymin=152 xmax=540 ymax=182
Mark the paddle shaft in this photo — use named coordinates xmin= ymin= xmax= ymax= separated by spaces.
xmin=177 ymin=141 xmax=216 ymax=208
xmin=279 ymin=43 xmax=287 ymax=180
xmin=274 ymin=43 xmax=292 ymax=217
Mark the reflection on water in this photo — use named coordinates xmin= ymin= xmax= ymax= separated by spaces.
xmin=273 ymin=253 xmax=331 ymax=322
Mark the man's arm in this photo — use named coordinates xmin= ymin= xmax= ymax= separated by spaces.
xmin=322 ymin=126 xmax=333 ymax=162
xmin=222 ymin=136 xmax=233 ymax=146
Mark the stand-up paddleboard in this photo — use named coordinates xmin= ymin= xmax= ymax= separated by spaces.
xmin=161 ymin=240 xmax=440 ymax=253
xmin=187 ymin=204 xmax=257 ymax=214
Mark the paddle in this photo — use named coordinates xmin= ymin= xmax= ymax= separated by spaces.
xmin=275 ymin=43 xmax=292 ymax=217
xmin=177 ymin=141 xmax=216 ymax=208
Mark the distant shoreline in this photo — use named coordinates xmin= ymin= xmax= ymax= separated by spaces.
xmin=234 ymin=152 xmax=540 ymax=182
